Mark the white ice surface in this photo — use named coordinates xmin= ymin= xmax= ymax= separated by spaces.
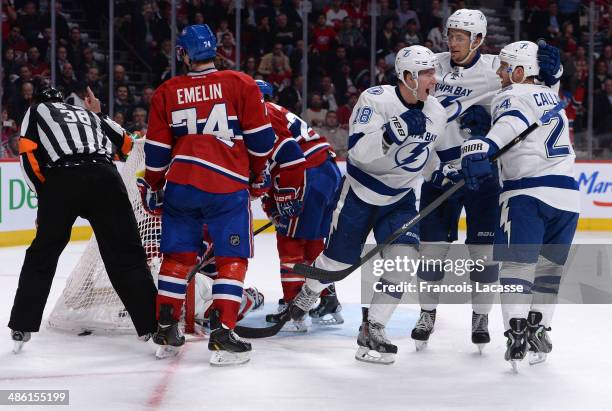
xmin=1 ymin=232 xmax=612 ymax=411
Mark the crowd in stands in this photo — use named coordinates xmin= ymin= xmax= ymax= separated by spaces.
xmin=1 ymin=0 xmax=611 ymax=159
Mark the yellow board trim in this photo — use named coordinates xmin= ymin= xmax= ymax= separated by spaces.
xmin=1 ymin=218 xmax=610 ymax=247
xmin=0 ymin=226 xmax=93 ymax=247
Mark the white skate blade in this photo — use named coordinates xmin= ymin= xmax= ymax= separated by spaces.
xmin=209 ymin=350 xmax=250 ymax=366
xmin=311 ymin=312 xmax=344 ymax=326
xmin=155 ymin=345 xmax=181 ymax=359
xmin=355 ymin=346 xmax=395 ymax=365
xmin=414 ymin=340 xmax=428 ymax=352
xmin=529 ymin=351 xmax=547 ymax=365
xmin=510 ymin=360 xmax=520 ymax=373
xmin=476 ymin=344 xmax=486 ymax=355
xmin=12 ymin=341 xmax=25 ymax=354
xmin=281 ymin=319 xmax=308 ymax=333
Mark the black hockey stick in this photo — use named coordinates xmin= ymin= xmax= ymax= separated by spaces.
xmin=253 ymin=221 xmax=274 ymax=236
xmin=293 ymin=101 xmax=568 ymax=282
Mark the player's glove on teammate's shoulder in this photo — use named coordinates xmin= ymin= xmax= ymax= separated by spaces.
xmin=459 ymin=105 xmax=492 ymax=137
xmin=460 ymin=137 xmax=499 ymax=191
xmin=136 ymin=177 xmax=164 ymax=215
xmin=382 ymin=109 xmax=427 ymax=147
xmin=537 ymin=41 xmax=562 ymax=87
xmin=431 ymin=163 xmax=463 ymax=190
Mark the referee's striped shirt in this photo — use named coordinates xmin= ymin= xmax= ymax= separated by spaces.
xmin=19 ymin=102 xmax=133 ymax=194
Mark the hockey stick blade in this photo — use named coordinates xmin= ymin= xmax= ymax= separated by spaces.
xmin=294 ymin=101 xmax=567 ymax=282
xmin=234 ymin=311 xmax=290 ymax=338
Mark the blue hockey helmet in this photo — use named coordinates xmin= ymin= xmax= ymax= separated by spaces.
xmin=255 ymin=80 xmax=274 ymax=97
xmin=176 ymin=24 xmax=217 ymax=62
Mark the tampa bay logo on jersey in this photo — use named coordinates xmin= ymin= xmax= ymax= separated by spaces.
xmin=393 ymin=131 xmax=438 ymax=172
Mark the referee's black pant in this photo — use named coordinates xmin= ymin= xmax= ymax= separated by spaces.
xmin=8 ymin=162 xmax=157 ymax=336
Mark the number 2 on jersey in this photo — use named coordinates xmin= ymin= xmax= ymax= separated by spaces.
xmin=543 ymin=111 xmax=569 ymax=158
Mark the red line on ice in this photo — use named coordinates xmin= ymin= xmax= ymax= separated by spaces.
xmin=145 ymin=345 xmax=188 ymax=409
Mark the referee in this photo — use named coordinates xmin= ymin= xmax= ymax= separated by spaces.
xmin=9 ymin=86 xmax=157 ymax=352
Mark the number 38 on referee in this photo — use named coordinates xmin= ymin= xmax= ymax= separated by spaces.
xmin=8 ymin=86 xmax=157 ymax=353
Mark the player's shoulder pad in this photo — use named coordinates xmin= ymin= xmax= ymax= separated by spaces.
xmin=435 ymin=52 xmax=452 ymax=68
xmin=424 ymin=94 xmax=446 ymax=117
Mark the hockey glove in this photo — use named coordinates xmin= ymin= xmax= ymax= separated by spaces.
xmin=460 ymin=137 xmax=499 ymax=191
xmin=261 ymin=193 xmax=282 ymax=227
xmin=537 ymin=41 xmax=562 ymax=87
xmin=273 ymin=175 xmax=304 ymax=218
xmin=459 ymin=105 xmax=492 ymax=138
xmin=136 ymin=177 xmax=164 ymax=215
xmin=430 ymin=164 xmax=463 ymax=190
xmin=383 ymin=109 xmax=427 ymax=146
xmin=249 ymin=167 xmax=272 ymax=198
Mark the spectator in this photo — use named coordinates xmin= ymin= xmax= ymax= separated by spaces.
xmin=395 ymin=0 xmax=420 ymax=32
xmin=67 ymin=26 xmax=87 ymax=73
xmin=243 ymin=56 xmax=259 ymax=78
xmin=377 ymin=18 xmax=400 ymax=57
xmin=215 ymin=19 xmax=234 ymax=45
xmin=337 ymin=16 xmax=367 ymax=50
xmin=274 ymin=13 xmax=299 ymax=53
xmin=343 ymin=0 xmax=368 ymax=30
xmin=312 ymin=13 xmax=336 ymax=54
xmin=374 ymin=57 xmax=390 ymax=85
xmin=127 ymin=107 xmax=148 ymax=134
xmin=601 ymin=45 xmax=612 ymax=77
xmin=85 ymin=67 xmax=104 ymax=99
xmin=26 ymin=46 xmax=48 ymax=77
xmin=315 ymin=111 xmax=348 ymax=158
xmin=153 ymin=1 xmax=172 ymax=45
xmin=320 ymin=75 xmax=338 ymax=111
xmin=7 ymin=26 xmax=29 ymax=55
xmin=254 ymin=15 xmax=274 ymax=56
xmin=594 ymin=78 xmax=612 ymax=136
xmin=40 ymin=0 xmax=70 ymax=43
xmin=305 ymin=92 xmax=328 ymax=127
xmin=427 ymin=17 xmax=445 ymax=52
xmin=559 ymin=21 xmax=577 ymax=54
xmin=268 ymin=56 xmax=293 ymax=91
xmin=57 ymin=62 xmax=77 ymax=95
xmin=112 ymin=111 xmax=126 ymax=127
xmin=114 ymin=84 xmax=134 ymax=121
xmin=16 ymin=1 xmax=40 ymax=44
xmin=278 ymin=74 xmax=303 ymax=114
xmin=258 ymin=42 xmax=291 ymax=76
xmin=217 ymin=33 xmax=238 ymax=68
xmin=9 ymin=80 xmax=34 ymax=124
xmin=594 ymin=61 xmax=610 ymax=94
xmin=55 ymin=46 xmax=70 ymax=75
xmin=336 ymin=91 xmax=359 ymax=128
xmin=324 ymin=0 xmax=348 ymax=30
xmin=1 ymin=108 xmax=18 ymax=158
xmin=81 ymin=47 xmax=103 ymax=77
xmin=134 ymin=86 xmax=155 ymax=113
xmin=403 ymin=19 xmax=422 ymax=46
xmin=377 ymin=0 xmax=396 ymax=28
xmin=3 ymin=48 xmax=21 ymax=77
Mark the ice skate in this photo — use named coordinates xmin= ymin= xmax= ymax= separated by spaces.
xmin=309 ymin=285 xmax=344 ymax=326
xmin=504 ymin=318 xmax=528 ymax=373
xmin=471 ymin=312 xmax=490 ymax=354
xmin=411 ymin=309 xmax=436 ymax=351
xmin=527 ymin=311 xmax=552 ymax=365
xmin=153 ymin=304 xmax=185 ymax=359
xmin=11 ymin=330 xmax=31 ymax=354
xmin=209 ymin=310 xmax=251 ymax=366
xmin=288 ymin=285 xmax=321 ymax=322
xmin=266 ymin=299 xmax=307 ymax=332
xmin=355 ymin=307 xmax=397 ymax=364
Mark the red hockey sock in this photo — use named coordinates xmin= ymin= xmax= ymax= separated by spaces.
xmin=277 ymin=234 xmax=305 ymax=302
xmin=156 ymin=251 xmax=198 ymax=321
xmin=211 ymin=257 xmax=247 ymax=329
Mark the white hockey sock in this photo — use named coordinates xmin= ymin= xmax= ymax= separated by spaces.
xmin=530 ymin=255 xmax=563 ymax=327
xmin=499 ymin=260 xmax=536 ymax=329
xmin=305 ymin=253 xmax=351 ymax=294
xmin=416 ymin=242 xmax=451 ymax=312
xmin=468 ymin=244 xmax=499 ymax=315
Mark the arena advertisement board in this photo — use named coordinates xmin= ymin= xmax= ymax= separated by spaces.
xmin=1 ymin=160 xmax=611 ymax=246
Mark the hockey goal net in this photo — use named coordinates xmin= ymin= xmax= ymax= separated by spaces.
xmin=47 ymin=139 xmax=196 ymax=334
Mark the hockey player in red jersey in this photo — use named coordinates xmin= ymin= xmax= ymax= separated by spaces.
xmin=255 ymin=80 xmax=343 ymax=332
xmin=138 ymin=24 xmax=275 ymax=365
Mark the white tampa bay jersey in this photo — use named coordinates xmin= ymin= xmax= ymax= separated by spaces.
xmin=347 ymin=85 xmax=447 ymax=206
xmin=429 ymin=51 xmax=501 ymax=174
xmin=487 ymin=83 xmax=579 ymax=213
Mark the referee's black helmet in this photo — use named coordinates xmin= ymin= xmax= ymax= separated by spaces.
xmin=33 ymin=86 xmax=64 ymax=104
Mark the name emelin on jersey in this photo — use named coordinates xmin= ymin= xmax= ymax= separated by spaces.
xmin=177 ymin=83 xmax=223 ymax=104
xmin=435 ymin=83 xmax=473 ymax=97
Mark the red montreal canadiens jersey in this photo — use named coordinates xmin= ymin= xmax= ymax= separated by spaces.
xmin=265 ymin=102 xmax=333 ymax=179
xmin=144 ymin=68 xmax=275 ymax=193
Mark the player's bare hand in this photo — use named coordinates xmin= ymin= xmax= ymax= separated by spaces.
xmin=84 ymin=87 xmax=102 ymax=114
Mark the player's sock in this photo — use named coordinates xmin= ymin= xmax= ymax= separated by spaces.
xmin=416 ymin=242 xmax=449 ymax=312
xmin=211 ymin=257 xmax=247 ymax=329
xmin=277 ymin=235 xmax=306 ymax=302
xmin=156 ymin=251 xmax=198 ymax=322
xmin=468 ymin=244 xmax=499 ymax=315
